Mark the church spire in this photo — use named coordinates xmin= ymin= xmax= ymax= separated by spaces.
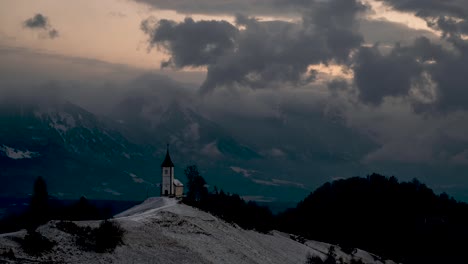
xmin=161 ymin=143 xmax=174 ymax=167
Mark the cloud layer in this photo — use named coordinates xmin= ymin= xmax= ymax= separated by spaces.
xmin=138 ymin=0 xmax=468 ymax=114
xmin=133 ymin=0 xmax=312 ymax=16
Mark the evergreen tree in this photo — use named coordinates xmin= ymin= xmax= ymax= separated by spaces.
xmin=184 ymin=165 xmax=208 ymax=204
xmin=28 ymin=176 xmax=49 ymax=230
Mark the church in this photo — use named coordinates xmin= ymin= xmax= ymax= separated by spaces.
xmin=160 ymin=145 xmax=184 ymax=198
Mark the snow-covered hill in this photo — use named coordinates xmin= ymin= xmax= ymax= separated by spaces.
xmin=0 ymin=198 xmax=397 ymax=264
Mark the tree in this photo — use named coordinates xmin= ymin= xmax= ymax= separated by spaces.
xmin=28 ymin=176 xmax=49 ymax=230
xmin=184 ymin=165 xmax=208 ymax=204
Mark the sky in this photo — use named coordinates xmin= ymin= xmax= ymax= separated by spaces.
xmin=2 ymin=0 xmax=468 ymax=199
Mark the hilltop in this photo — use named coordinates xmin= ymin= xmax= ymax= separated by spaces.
xmin=0 ymin=197 xmax=396 ymax=264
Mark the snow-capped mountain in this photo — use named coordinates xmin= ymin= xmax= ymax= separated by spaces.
xmin=0 ymin=197 xmax=398 ymax=264
xmin=0 ymin=84 xmax=377 ymax=204
xmin=0 ymin=98 xmax=158 ymax=199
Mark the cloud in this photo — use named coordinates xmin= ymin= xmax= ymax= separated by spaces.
xmin=359 ymin=19 xmax=439 ymax=46
xmin=376 ymin=0 xmax=468 ymax=18
xmin=141 ymin=0 xmax=366 ymax=93
xmin=271 ymin=179 xmax=306 ymax=189
xmin=24 ymin=14 xmax=48 ymax=29
xmin=137 ymin=0 xmax=468 ymax=114
xmin=23 ymin=13 xmax=60 ymax=39
xmin=351 ymin=32 xmax=468 ymax=113
xmin=250 ymin=177 xmax=307 ymax=189
xmin=230 ymin=166 xmax=257 ymax=178
xmin=102 ymin=188 xmax=122 ymax=196
xmin=48 ymin=29 xmax=59 ymax=39
xmin=376 ymin=0 xmax=468 ymax=37
xmin=450 ymin=150 xmax=468 ymax=165
xmin=141 ymin=17 xmax=238 ymax=68
xmin=126 ymin=172 xmax=146 ymax=184
xmin=132 ymin=0 xmax=311 ymax=16
xmin=353 ymin=43 xmax=423 ymax=105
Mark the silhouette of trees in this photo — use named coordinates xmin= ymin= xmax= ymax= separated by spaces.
xmin=0 ymin=179 xmax=114 ymax=234
xmin=184 ymin=165 xmax=208 ymax=205
xmin=278 ymin=173 xmax=468 ymax=264
xmin=28 ymin=176 xmax=49 ymax=230
xmin=182 ymin=165 xmax=274 ymax=232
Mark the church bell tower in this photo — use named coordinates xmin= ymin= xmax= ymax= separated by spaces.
xmin=161 ymin=144 xmax=175 ymax=196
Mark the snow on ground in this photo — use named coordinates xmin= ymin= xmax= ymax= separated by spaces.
xmin=0 ymin=145 xmax=40 ymax=159
xmin=0 ymin=197 xmax=398 ymax=264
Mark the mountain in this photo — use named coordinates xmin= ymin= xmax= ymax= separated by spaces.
xmin=0 ymin=77 xmax=378 ymax=204
xmin=110 ymin=83 xmax=378 ymax=203
xmin=0 ymin=197 xmax=397 ymax=264
xmin=0 ymin=98 xmax=159 ymax=200
xmin=111 ymin=86 xmax=259 ymax=161
xmin=110 ymin=87 xmax=302 ymax=202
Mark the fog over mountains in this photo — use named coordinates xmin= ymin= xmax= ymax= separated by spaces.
xmin=1 ymin=66 xmax=466 ymax=205
xmin=0 ymin=83 xmax=368 ymax=203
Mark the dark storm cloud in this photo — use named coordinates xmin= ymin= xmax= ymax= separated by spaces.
xmin=141 ymin=17 xmax=239 ymax=68
xmin=142 ymin=0 xmax=366 ymax=92
xmin=353 ymin=43 xmax=423 ymax=105
xmin=347 ymin=0 xmax=468 ymax=112
xmin=352 ymin=34 xmax=468 ymax=113
xmin=23 ymin=13 xmax=60 ymax=39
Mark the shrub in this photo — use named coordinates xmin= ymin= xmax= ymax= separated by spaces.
xmin=306 ymin=253 xmax=324 ymax=264
xmin=18 ymin=230 xmax=55 ymax=256
xmin=1 ymin=249 xmax=15 ymax=259
xmin=350 ymin=258 xmax=365 ymax=264
xmin=55 ymin=220 xmax=124 ymax=253
xmin=94 ymin=220 xmax=125 ymax=253
xmin=56 ymin=221 xmax=86 ymax=236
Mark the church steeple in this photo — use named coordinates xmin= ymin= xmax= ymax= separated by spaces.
xmin=160 ymin=144 xmax=183 ymax=197
xmin=161 ymin=144 xmax=174 ymax=168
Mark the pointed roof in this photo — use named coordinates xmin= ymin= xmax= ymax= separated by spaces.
xmin=161 ymin=144 xmax=174 ymax=167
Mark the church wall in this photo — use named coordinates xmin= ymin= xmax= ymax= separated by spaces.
xmin=175 ymin=185 xmax=184 ymax=197
xmin=161 ymin=167 xmax=175 ymax=196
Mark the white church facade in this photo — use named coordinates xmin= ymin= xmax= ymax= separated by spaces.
xmin=161 ymin=146 xmax=184 ymax=198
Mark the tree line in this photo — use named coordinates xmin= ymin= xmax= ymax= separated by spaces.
xmin=0 ymin=176 xmax=124 ymax=258
xmin=0 ymin=176 xmax=111 ymax=234
xmin=183 ymin=167 xmax=468 ymax=264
